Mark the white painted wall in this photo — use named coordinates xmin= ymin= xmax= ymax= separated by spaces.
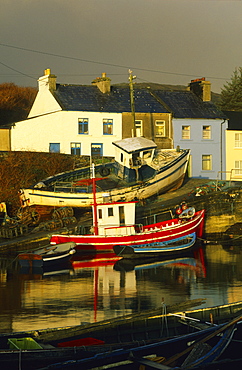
xmin=11 ymin=111 xmax=122 ymax=156
xmin=173 ymin=118 xmax=228 ymax=180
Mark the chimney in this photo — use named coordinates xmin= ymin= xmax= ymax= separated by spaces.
xmin=188 ymin=78 xmax=211 ymax=102
xmin=38 ymin=68 xmax=57 ymax=92
xmin=92 ymin=72 xmax=111 ymax=94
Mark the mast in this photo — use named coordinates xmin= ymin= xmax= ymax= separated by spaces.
xmin=91 ymin=163 xmax=99 ymax=236
xmin=129 ymin=69 xmax=136 ymax=137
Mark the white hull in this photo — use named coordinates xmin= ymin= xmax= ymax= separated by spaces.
xmin=20 ymin=150 xmax=189 ymax=209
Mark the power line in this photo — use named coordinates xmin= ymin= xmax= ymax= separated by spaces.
xmin=0 ymin=42 xmax=230 ymax=81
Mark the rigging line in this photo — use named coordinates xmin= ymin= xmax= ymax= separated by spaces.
xmin=0 ymin=42 xmax=228 ymax=80
xmin=0 ymin=60 xmax=36 ymax=80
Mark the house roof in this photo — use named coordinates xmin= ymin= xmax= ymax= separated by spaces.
xmin=152 ymin=90 xmax=226 ymax=119
xmin=54 ymin=85 xmax=169 ymax=113
xmin=223 ymin=111 xmax=242 ymax=130
xmin=53 ymin=83 xmax=226 ymax=119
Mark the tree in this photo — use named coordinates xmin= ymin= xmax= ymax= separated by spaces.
xmin=0 ymin=83 xmax=37 ymax=126
xmin=219 ymin=67 xmax=242 ymax=111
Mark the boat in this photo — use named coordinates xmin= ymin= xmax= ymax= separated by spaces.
xmin=25 ymin=316 xmax=242 ymax=370
xmin=1 ymin=305 xmax=242 ymax=370
xmin=17 ymin=242 xmax=76 ymax=269
xmin=19 ymin=137 xmax=190 ymax=210
xmin=113 ymin=232 xmax=197 ymax=258
xmin=50 ymin=199 xmax=205 ymax=253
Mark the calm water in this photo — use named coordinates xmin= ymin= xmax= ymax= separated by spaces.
xmin=1 ymin=242 xmax=242 ymax=333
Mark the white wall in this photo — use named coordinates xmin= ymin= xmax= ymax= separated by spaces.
xmin=173 ymin=118 xmax=228 ymax=179
xmin=11 ymin=111 xmax=122 ymax=156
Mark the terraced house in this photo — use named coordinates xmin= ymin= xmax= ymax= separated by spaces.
xmin=10 ymin=70 xmax=228 ymax=179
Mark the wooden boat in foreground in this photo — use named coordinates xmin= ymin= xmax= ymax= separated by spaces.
xmin=17 ymin=242 xmax=76 ymax=269
xmin=1 ymin=301 xmax=242 ymax=370
xmin=50 ymin=198 xmax=205 ymax=253
xmin=19 ymin=138 xmax=190 ymax=210
xmin=35 ymin=316 xmax=242 ymax=369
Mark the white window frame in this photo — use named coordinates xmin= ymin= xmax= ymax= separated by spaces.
xmin=182 ymin=126 xmax=190 ymax=140
xmin=203 ymin=125 xmax=211 ymax=140
xmin=235 ymin=160 xmax=242 ymax=175
xmin=135 ymin=120 xmax=143 ymax=137
xmin=155 ymin=120 xmax=166 ymax=137
xmin=202 ymin=154 xmax=212 ymax=171
xmin=235 ymin=133 xmax=242 ymax=148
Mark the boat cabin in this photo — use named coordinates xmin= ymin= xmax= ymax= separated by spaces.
xmin=112 ymin=137 xmax=157 ymax=182
xmin=93 ymin=201 xmax=137 ymax=236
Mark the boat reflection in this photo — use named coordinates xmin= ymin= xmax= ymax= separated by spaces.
xmin=114 ymin=246 xmax=206 ymax=278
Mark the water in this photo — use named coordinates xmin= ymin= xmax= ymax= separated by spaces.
xmin=1 ymin=242 xmax=242 ymax=334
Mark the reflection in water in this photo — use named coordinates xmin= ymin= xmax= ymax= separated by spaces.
xmin=1 ymin=243 xmax=242 ymax=333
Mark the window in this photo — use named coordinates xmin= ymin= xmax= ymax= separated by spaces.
xmin=91 ymin=143 xmax=103 ymax=157
xmin=235 ymin=133 xmax=242 ymax=148
xmin=203 ymin=126 xmax=211 ymax=139
xmin=78 ymin=118 xmax=88 ymax=134
xmin=108 ymin=207 xmax=114 ymax=217
xmin=182 ymin=126 xmax=190 ymax=139
xmin=155 ymin=120 xmax=165 ymax=136
xmin=202 ymin=155 xmax=212 ymax=171
xmin=103 ymin=119 xmax=113 ymax=135
xmin=98 ymin=209 xmax=102 ymax=219
xmin=49 ymin=143 xmax=60 ymax=153
xmin=71 ymin=143 xmax=81 ymax=155
xmin=135 ymin=120 xmax=143 ymax=137
xmin=235 ymin=161 xmax=242 ymax=175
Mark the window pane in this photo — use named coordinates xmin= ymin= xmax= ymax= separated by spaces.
xmin=182 ymin=126 xmax=190 ymax=139
xmin=103 ymin=119 xmax=113 ymax=135
xmin=78 ymin=118 xmax=88 ymax=134
xmin=235 ymin=160 xmax=242 ymax=174
xmin=202 ymin=155 xmax=212 ymax=170
xmin=235 ymin=133 xmax=242 ymax=148
xmin=203 ymin=126 xmax=211 ymax=139
xmin=155 ymin=121 xmax=165 ymax=136
xmin=49 ymin=143 xmax=60 ymax=153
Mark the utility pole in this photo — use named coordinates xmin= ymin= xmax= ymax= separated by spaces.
xmin=129 ymin=69 xmax=136 ymax=137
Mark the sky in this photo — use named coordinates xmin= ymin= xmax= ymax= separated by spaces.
xmin=1 ymin=0 xmax=242 ymax=93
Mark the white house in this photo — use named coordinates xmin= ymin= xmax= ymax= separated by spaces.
xmin=11 ymin=70 xmax=122 ymax=157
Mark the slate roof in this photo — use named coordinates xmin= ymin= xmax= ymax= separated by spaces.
xmin=223 ymin=111 xmax=242 ymax=130
xmin=53 ymin=83 xmax=226 ymax=119
xmin=152 ymin=90 xmax=226 ymax=119
xmin=54 ymin=85 xmax=169 ymax=113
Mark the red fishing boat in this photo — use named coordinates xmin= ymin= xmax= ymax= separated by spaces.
xmin=50 ymin=176 xmax=205 ymax=254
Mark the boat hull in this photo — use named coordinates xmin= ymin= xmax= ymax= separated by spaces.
xmin=17 ymin=242 xmax=76 ymax=269
xmin=19 ymin=149 xmax=190 ymax=209
xmin=113 ymin=233 xmax=196 ymax=258
xmin=50 ymin=210 xmax=205 ymax=253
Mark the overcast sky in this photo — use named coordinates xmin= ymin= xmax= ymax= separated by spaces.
xmin=1 ymin=0 xmax=242 ymax=93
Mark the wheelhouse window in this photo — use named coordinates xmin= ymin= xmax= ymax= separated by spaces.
xmin=108 ymin=207 xmax=114 ymax=217
xmin=71 ymin=143 xmax=81 ymax=155
xmin=78 ymin=118 xmax=88 ymax=134
xmin=235 ymin=133 xmax=242 ymax=148
xmin=155 ymin=120 xmax=165 ymax=136
xmin=182 ymin=126 xmax=190 ymax=139
xmin=103 ymin=119 xmax=113 ymax=135
xmin=235 ymin=161 xmax=242 ymax=175
xmin=49 ymin=143 xmax=60 ymax=153
xmin=203 ymin=126 xmax=211 ymax=139
xmin=202 ymin=155 xmax=212 ymax=171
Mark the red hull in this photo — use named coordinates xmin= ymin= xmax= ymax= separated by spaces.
xmin=50 ymin=210 xmax=205 ymax=253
